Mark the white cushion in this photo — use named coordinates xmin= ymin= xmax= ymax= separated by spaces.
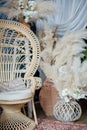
xmin=0 ymin=89 xmax=32 ymax=101
xmin=0 ymin=78 xmax=26 ymax=92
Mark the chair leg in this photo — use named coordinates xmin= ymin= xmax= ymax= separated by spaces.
xmin=22 ymin=104 xmax=27 ymax=115
xmin=27 ymin=100 xmax=38 ymax=125
xmin=32 ymin=99 xmax=38 ymax=125
xmin=28 ymin=102 xmax=33 ymax=118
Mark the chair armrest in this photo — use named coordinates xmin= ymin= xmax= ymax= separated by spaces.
xmin=24 ymin=77 xmax=36 ymax=94
xmin=24 ymin=76 xmax=42 ymax=93
xmin=34 ymin=77 xmax=42 ymax=90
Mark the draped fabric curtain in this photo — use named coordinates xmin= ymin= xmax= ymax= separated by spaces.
xmin=36 ymin=0 xmax=87 ymax=36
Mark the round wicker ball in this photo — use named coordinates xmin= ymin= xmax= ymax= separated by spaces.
xmin=53 ymin=99 xmax=82 ymax=122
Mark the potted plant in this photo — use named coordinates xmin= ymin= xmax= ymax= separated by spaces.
xmin=38 ymin=23 xmax=87 ymax=120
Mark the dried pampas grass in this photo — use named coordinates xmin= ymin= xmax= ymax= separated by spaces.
xmin=53 ymin=30 xmax=87 ymax=67
xmin=35 ymin=0 xmax=57 ymax=18
xmin=0 ymin=0 xmax=57 ymax=22
xmin=0 ymin=0 xmax=20 ymax=19
xmin=39 ymin=23 xmax=87 ymax=100
xmin=21 ymin=0 xmax=57 ymax=22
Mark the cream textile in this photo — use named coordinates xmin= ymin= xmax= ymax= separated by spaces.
xmin=36 ymin=0 xmax=87 ymax=36
xmin=0 ymin=78 xmax=25 ymax=92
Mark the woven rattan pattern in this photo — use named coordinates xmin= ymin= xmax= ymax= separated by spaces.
xmin=0 ymin=111 xmax=36 ymax=130
xmin=0 ymin=20 xmax=40 ymax=82
xmin=0 ymin=19 xmax=41 ymax=129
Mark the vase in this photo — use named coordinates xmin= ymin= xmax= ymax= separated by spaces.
xmin=53 ymin=99 xmax=82 ymax=122
xmin=39 ymin=78 xmax=60 ymax=116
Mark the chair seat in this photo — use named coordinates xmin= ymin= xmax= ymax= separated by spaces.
xmin=0 ymin=89 xmax=32 ymax=101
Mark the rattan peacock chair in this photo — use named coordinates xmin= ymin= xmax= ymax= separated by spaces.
xmin=0 ymin=19 xmax=42 ymax=130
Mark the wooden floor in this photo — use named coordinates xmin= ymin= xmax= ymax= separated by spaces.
xmin=35 ymin=99 xmax=87 ymax=125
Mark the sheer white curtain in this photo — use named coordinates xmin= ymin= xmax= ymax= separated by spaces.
xmin=36 ymin=0 xmax=87 ymax=36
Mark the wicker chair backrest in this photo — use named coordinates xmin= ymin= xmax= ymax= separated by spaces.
xmin=0 ymin=20 xmax=40 ymax=82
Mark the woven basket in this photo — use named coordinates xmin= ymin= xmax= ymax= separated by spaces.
xmin=39 ymin=78 xmax=60 ymax=116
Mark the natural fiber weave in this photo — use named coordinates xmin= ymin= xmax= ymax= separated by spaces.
xmin=0 ymin=19 xmax=41 ymax=128
xmin=0 ymin=111 xmax=36 ymax=130
xmin=53 ymin=99 xmax=82 ymax=122
xmin=34 ymin=77 xmax=42 ymax=90
xmin=0 ymin=19 xmax=40 ymax=82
